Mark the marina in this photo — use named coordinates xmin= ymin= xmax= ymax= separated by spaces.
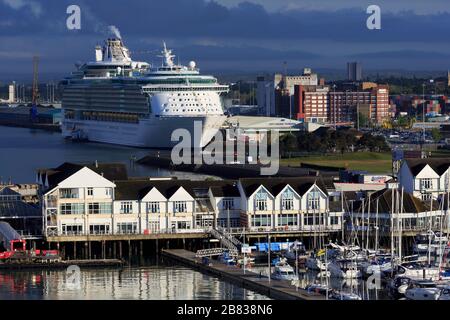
xmin=162 ymin=249 xmax=325 ymax=300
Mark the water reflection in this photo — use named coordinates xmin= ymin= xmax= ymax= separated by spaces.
xmin=252 ymin=266 xmax=390 ymax=300
xmin=0 ymin=265 xmax=270 ymax=300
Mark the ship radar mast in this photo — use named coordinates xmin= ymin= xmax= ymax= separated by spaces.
xmin=159 ymin=42 xmax=175 ymax=67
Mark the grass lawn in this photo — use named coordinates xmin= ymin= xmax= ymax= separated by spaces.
xmin=280 ymin=152 xmax=393 ymax=174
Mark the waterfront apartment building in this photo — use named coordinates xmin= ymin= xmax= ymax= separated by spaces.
xmin=398 ymin=158 xmax=450 ymax=201
xmin=38 ymin=164 xmax=121 ymax=237
xmin=37 ymin=162 xmax=343 ymax=237
xmin=237 ymin=177 xmax=343 ymax=233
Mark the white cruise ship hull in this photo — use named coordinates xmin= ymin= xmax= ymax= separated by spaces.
xmin=61 ymin=115 xmax=226 ymax=149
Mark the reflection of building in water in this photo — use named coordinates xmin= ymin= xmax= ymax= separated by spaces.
xmin=37 ymin=267 xmax=269 ymax=300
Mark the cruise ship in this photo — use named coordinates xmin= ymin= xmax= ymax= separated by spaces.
xmin=60 ymin=37 xmax=229 ymax=148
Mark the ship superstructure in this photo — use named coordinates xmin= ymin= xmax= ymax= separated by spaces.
xmin=60 ymin=37 xmax=228 ymax=148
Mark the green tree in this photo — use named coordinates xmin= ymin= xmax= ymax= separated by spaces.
xmin=280 ymin=133 xmax=298 ymax=155
xmin=431 ymin=128 xmax=442 ymax=142
xmin=357 ymin=112 xmax=369 ymax=128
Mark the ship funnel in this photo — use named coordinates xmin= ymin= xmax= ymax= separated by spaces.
xmin=95 ymin=45 xmax=103 ymax=62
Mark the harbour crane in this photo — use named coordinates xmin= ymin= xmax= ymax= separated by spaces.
xmin=32 ymin=56 xmax=40 ymax=105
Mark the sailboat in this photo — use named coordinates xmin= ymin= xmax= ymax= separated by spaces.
xmin=405 ymin=282 xmax=450 ymax=300
xmin=305 ymin=251 xmax=329 ymax=271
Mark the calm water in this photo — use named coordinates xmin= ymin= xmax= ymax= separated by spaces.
xmin=0 ymin=126 xmax=216 ymax=183
xmin=0 ymin=264 xmax=270 ymax=300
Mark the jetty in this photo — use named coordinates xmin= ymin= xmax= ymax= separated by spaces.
xmin=162 ymin=249 xmax=325 ymax=300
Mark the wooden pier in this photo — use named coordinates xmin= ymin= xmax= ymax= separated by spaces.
xmin=162 ymin=249 xmax=325 ymax=300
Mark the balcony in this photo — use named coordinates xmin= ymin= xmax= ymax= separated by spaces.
xmin=244 ymin=225 xmax=341 ymax=234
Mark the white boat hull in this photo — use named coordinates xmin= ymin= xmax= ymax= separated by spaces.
xmin=62 ymin=115 xmax=226 ymax=148
xmin=405 ymin=288 xmax=441 ymax=300
xmin=329 ymin=262 xmax=362 ymax=279
xmin=399 ymin=268 xmax=441 ymax=281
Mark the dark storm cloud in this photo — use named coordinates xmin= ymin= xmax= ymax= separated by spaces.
xmin=1 ymin=0 xmax=450 ymax=42
xmin=1 ymin=0 xmax=450 ymax=77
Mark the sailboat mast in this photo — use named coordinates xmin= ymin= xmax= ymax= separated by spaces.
xmin=361 ymin=196 xmax=365 ymax=248
xmin=428 ymin=196 xmax=433 ymax=266
xmin=375 ymin=198 xmax=379 ymax=253
xmin=437 ymin=191 xmax=445 ymax=277
xmin=366 ymin=193 xmax=371 ymax=251
xmin=390 ymin=187 xmax=395 ymax=275
xmin=399 ymin=187 xmax=404 ymax=262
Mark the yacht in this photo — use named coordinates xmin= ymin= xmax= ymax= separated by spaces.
xmin=396 ymin=262 xmax=441 ymax=281
xmin=271 ymin=257 xmax=298 ymax=281
xmin=405 ymin=282 xmax=450 ymax=300
xmin=305 ymin=252 xmax=329 ymax=271
xmin=60 ymin=36 xmax=228 ymax=148
xmin=389 ymin=276 xmax=413 ymax=299
xmin=328 ymin=259 xmax=362 ymax=279
xmin=330 ymin=291 xmax=362 ymax=301
xmin=285 ymin=241 xmax=307 ymax=261
xmin=305 ymin=283 xmax=329 ymax=295
xmin=413 ymin=231 xmax=448 ymax=255
xmin=362 ymin=255 xmax=393 ymax=276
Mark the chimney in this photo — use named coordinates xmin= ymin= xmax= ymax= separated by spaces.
xmin=8 ymin=83 xmax=15 ymax=103
xmin=95 ymin=45 xmax=103 ymax=62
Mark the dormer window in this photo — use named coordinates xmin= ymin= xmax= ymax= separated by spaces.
xmin=223 ymin=198 xmax=234 ymax=210
xmin=174 ymin=201 xmax=187 ymax=213
xmin=281 ymin=188 xmax=294 ymax=210
xmin=420 ymin=178 xmax=433 ymax=190
xmin=307 ymin=191 xmax=320 ymax=210
xmin=254 ymin=189 xmax=268 ymax=211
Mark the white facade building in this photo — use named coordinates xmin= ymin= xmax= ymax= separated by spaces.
xmin=40 ymin=166 xmax=116 ymax=236
xmin=237 ymin=178 xmax=342 ymax=233
xmin=398 ymin=159 xmax=450 ymax=201
xmin=38 ymin=163 xmax=343 ymax=237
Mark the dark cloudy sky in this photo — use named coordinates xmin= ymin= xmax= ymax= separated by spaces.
xmin=1 ymin=0 xmax=450 ymax=81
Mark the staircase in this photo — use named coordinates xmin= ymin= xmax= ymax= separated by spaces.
xmin=194 ymin=227 xmax=243 ymax=258
xmin=217 ymin=226 xmax=243 ymax=248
